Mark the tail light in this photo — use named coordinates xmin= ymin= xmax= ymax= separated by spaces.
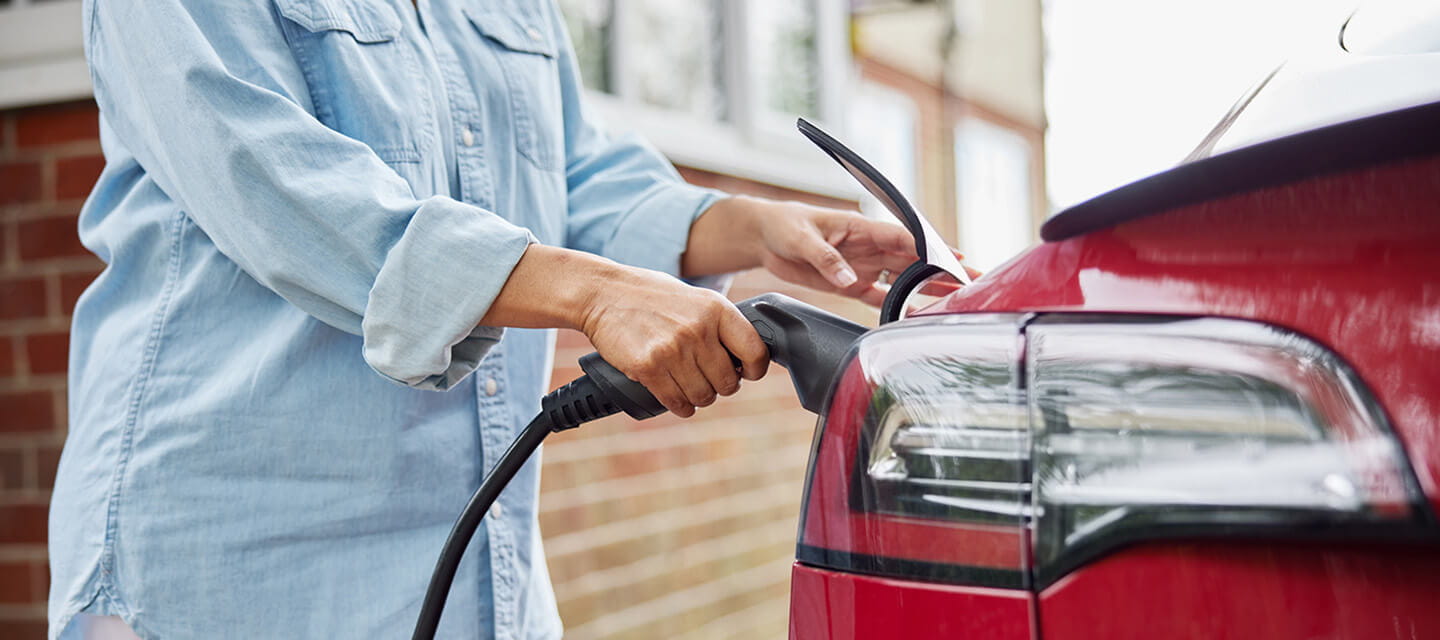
xmin=797 ymin=314 xmax=1428 ymax=589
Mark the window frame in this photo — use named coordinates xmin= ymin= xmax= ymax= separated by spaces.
xmin=0 ymin=0 xmax=91 ymax=110
xmin=953 ymin=113 xmax=1039 ymax=271
xmin=580 ymin=0 xmax=858 ymax=198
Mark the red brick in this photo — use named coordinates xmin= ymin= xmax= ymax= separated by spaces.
xmin=0 ymin=447 xmax=24 ymax=490
xmin=0 ymin=390 xmax=54 ymax=434
xmin=0 ymin=561 xmax=42 ymax=604
xmin=0 ymin=502 xmax=47 ymax=544
xmin=24 ymin=332 xmax=67 ymax=376
xmin=0 ymin=337 xmax=12 ymax=378
xmin=35 ymin=445 xmax=61 ymax=490
xmin=0 ymin=161 xmax=42 ymax=206
xmin=17 ymin=217 xmax=86 ymax=262
xmin=53 ymin=154 xmax=105 ymax=201
xmin=15 ymin=101 xmax=100 ymax=149
xmin=0 ymin=618 xmax=46 ymax=640
xmin=59 ymin=270 xmax=100 ymax=315
xmin=0 ymin=277 xmax=48 ymax=320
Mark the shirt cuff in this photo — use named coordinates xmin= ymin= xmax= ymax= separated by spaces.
xmin=361 ymin=196 xmax=535 ymax=390
xmin=602 ymin=181 xmax=725 ymax=279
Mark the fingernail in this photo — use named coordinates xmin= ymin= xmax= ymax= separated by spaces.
xmin=835 ymin=267 xmax=858 ymax=287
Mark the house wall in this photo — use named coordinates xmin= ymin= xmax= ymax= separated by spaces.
xmin=0 ymin=99 xmax=864 ymax=639
xmin=859 ymin=57 xmax=1049 ymax=250
xmin=0 ymin=100 xmax=105 ymax=639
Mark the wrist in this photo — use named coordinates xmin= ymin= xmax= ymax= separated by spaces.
xmin=554 ymin=249 xmax=631 ymax=333
xmin=683 ymin=195 xmax=768 ymax=276
xmin=481 ymin=244 xmax=622 ymax=332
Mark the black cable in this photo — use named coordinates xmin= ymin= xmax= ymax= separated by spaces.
xmin=410 ymin=413 xmax=552 ymax=640
xmin=411 ymin=374 xmax=624 ymax=640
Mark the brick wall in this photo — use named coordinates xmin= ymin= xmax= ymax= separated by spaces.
xmin=0 ymin=100 xmax=107 ymax=639
xmin=0 ymin=100 xmax=867 ymax=638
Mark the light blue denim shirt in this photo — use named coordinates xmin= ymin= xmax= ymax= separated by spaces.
xmin=51 ymin=0 xmax=722 ymax=637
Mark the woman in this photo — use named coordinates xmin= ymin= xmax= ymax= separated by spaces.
xmin=52 ymin=0 xmax=925 ymax=637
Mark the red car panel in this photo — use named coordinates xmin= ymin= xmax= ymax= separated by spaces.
xmin=1039 ymin=541 xmax=1440 ymax=639
xmin=789 ymin=563 xmax=1033 ymax=640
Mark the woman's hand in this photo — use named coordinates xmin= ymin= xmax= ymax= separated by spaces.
xmin=683 ymin=195 xmax=963 ymax=305
xmin=483 ymin=245 xmax=769 ymax=418
xmin=577 ymin=265 xmax=769 ymax=417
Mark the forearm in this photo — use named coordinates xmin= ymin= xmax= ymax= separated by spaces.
xmin=680 ymin=195 xmax=765 ymax=278
xmin=479 ymin=244 xmax=620 ymax=330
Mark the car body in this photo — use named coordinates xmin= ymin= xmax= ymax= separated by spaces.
xmin=788 ymin=3 xmax=1440 ymax=638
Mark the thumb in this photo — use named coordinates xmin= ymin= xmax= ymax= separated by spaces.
xmin=800 ymin=232 xmax=858 ymax=289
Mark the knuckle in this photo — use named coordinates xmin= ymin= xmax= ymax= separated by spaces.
xmin=718 ymin=377 xmax=740 ymax=396
xmin=633 ymin=359 xmax=660 ymax=378
xmin=646 ymin=343 xmax=676 ymax=364
xmin=816 ymin=247 xmax=844 ymax=266
xmin=676 ymin=322 xmax=702 ymax=343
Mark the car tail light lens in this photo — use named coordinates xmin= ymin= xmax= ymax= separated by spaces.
xmin=799 ymin=315 xmax=1033 ymax=587
xmin=797 ymin=314 xmax=1426 ymax=588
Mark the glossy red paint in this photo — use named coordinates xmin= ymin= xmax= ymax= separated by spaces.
xmin=788 ymin=563 xmax=1033 ymax=640
xmin=925 ymin=154 xmax=1440 ymax=517
xmin=1038 ymin=541 xmax=1440 ymax=639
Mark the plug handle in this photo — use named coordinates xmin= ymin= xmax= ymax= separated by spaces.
xmin=573 ymin=293 xmax=868 ymax=420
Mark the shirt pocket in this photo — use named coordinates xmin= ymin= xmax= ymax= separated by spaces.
xmin=275 ymin=0 xmax=428 ymax=165
xmin=462 ymin=5 xmax=564 ymax=172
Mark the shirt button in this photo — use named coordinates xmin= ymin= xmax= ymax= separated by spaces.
xmin=460 ymin=127 xmax=475 ymax=146
xmin=485 ymin=377 xmax=499 ymax=396
xmin=490 ymin=502 xmax=504 ymax=518
xmin=525 ymin=27 xmax=541 ymax=41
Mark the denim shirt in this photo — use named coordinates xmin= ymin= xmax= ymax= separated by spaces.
xmin=50 ymin=0 xmax=721 ymax=637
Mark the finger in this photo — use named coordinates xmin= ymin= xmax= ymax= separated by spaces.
xmin=880 ymin=251 xmax=919 ymax=273
xmin=696 ymin=341 xmax=742 ymax=397
xmin=642 ymin=370 xmax=694 ymax=418
xmin=798 ymin=230 xmax=858 ymax=289
xmin=669 ymin=352 xmax=718 ymax=411
xmin=717 ymin=307 xmax=770 ymax=381
xmin=965 ymin=265 xmax=984 ymax=280
xmin=856 ymin=284 xmax=888 ymax=307
xmin=869 ymin=219 xmax=918 ymax=255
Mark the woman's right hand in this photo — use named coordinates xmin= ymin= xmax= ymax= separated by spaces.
xmin=577 ymin=264 xmax=769 ymax=417
xmin=481 ymin=245 xmax=770 ymax=418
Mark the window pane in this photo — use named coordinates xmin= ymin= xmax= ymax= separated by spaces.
xmin=629 ymin=0 xmax=727 ymax=120
xmin=752 ymin=0 xmax=820 ymax=119
xmin=850 ymin=82 xmax=919 ymax=217
xmin=557 ymin=0 xmax=614 ymax=93
xmin=955 ymin=118 xmax=1034 ymax=271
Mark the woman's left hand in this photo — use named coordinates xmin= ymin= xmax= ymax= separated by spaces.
xmin=751 ymin=200 xmax=925 ymax=305
xmin=683 ymin=195 xmax=970 ymax=306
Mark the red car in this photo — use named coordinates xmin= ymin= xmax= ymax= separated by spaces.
xmin=788 ymin=5 xmax=1440 ymax=639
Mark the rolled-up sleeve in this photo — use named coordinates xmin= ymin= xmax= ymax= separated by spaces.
xmin=549 ymin=10 xmax=726 ymax=282
xmin=87 ymin=0 xmax=530 ymax=390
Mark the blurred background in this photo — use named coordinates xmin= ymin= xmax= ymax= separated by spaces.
xmin=0 ymin=0 xmax=1358 ymax=637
